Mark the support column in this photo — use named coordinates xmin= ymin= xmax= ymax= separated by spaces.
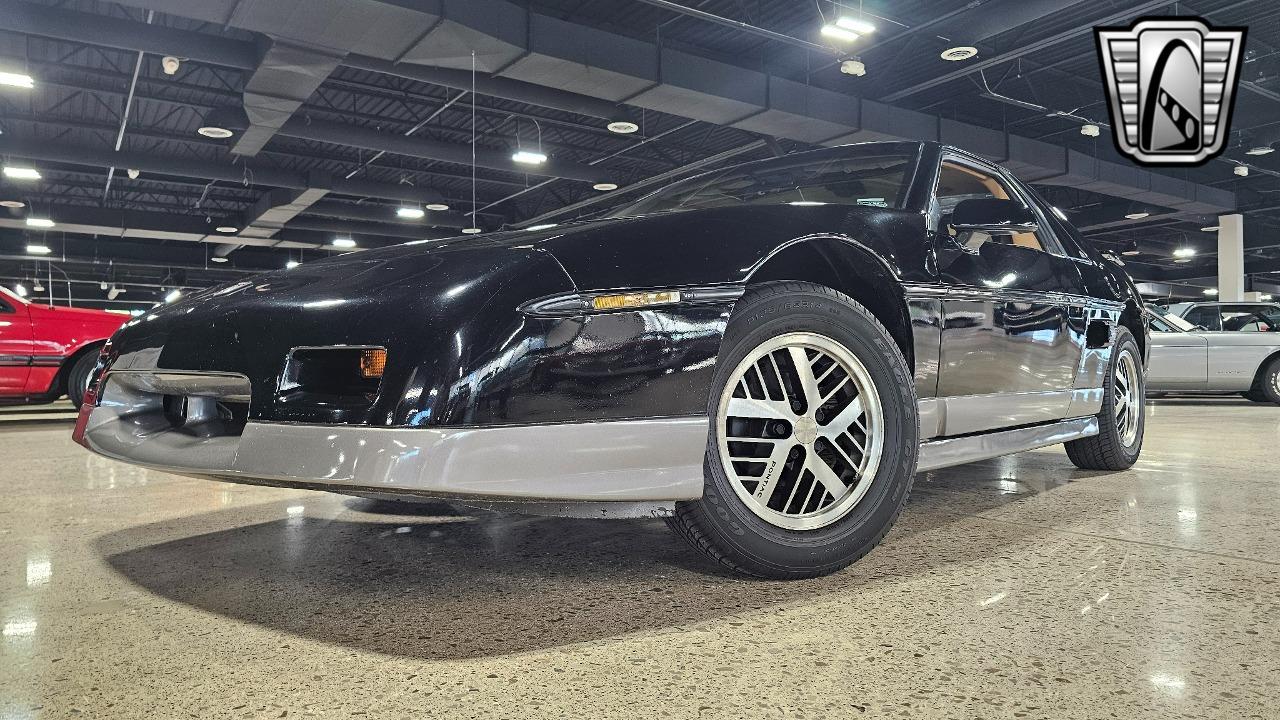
xmin=1218 ymin=214 xmax=1245 ymax=302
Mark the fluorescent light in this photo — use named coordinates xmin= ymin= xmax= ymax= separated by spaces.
xmin=26 ymin=244 xmax=51 ymax=255
xmin=1173 ymin=247 xmax=1197 ymax=258
xmin=1200 ymin=226 xmax=1219 ymax=232
xmin=0 ymin=71 xmax=34 ymax=88
xmin=164 ymin=289 xmax=182 ymax=303
xmin=425 ymin=203 xmax=450 ymax=211
xmin=396 ymin=207 xmax=425 ymax=220
xmin=512 ymin=150 xmax=547 ymax=165
xmin=1203 ymin=288 xmax=1218 ymax=296
xmin=331 ymin=237 xmax=357 ymax=248
xmin=285 ymin=260 xmax=300 ymax=269
xmin=836 ymin=17 xmax=876 ymax=34
xmin=215 ymin=225 xmax=238 ymax=234
xmin=25 ymin=217 xmax=54 ymax=228
xmin=1246 ymin=146 xmax=1275 ymax=156
xmin=1124 ymin=212 xmax=1150 ymax=220
xmin=525 ymin=223 xmax=559 ymax=232
xmin=14 ymin=284 xmax=27 ymax=297
xmin=461 ymin=227 xmax=482 ymax=234
xmin=820 ymin=24 xmax=860 ymax=42
xmin=788 ymin=201 xmax=827 ymax=206
xmin=210 ymin=256 xmax=228 ymax=263
xmin=3 ymin=166 xmax=41 ymax=180
xmin=593 ymin=182 xmax=619 ymax=191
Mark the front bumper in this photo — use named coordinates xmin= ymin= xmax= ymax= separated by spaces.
xmin=75 ymin=370 xmax=708 ymax=503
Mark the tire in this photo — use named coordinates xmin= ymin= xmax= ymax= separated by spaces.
xmin=1064 ymin=326 xmax=1144 ymax=470
xmin=666 ymin=281 xmax=918 ymax=579
xmin=1249 ymin=358 xmax=1280 ymax=404
xmin=65 ymin=349 xmax=99 ymax=409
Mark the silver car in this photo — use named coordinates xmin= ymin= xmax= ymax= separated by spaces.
xmin=1147 ymin=309 xmax=1280 ymax=403
xmin=1167 ymin=301 xmax=1280 ymax=333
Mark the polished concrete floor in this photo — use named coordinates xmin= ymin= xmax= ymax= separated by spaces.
xmin=2 ymin=399 xmax=1278 ymax=719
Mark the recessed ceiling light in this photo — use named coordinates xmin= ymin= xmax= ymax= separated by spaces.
xmin=461 ymin=227 xmax=482 ymax=234
xmin=396 ymin=207 xmax=425 ymax=220
xmin=0 ymin=200 xmax=25 ymax=208
xmin=210 ymin=256 xmax=229 ymax=263
xmin=1173 ymin=247 xmax=1197 ymax=258
xmin=3 ymin=166 xmax=41 ymax=180
xmin=836 ymin=17 xmax=876 ymax=34
xmin=1246 ymin=146 xmax=1275 ymax=156
xmin=1200 ymin=225 xmax=1219 ymax=232
xmin=215 ymin=225 xmax=238 ymax=234
xmin=512 ymin=150 xmax=548 ymax=165
xmin=0 ymin=71 xmax=35 ymax=88
xmin=26 ymin=244 xmax=51 ymax=254
xmin=820 ymin=24 xmax=860 ymax=42
xmin=331 ymin=237 xmax=357 ymax=248
xmin=197 ymin=126 xmax=234 ymax=139
xmin=941 ymin=46 xmax=978 ymax=61
xmin=285 ymin=260 xmax=300 ymax=269
xmin=25 ymin=217 xmax=54 ymax=228
xmin=592 ymin=182 xmax=619 ymax=191
xmin=607 ymin=121 xmax=639 ymax=134
xmin=425 ymin=203 xmax=450 ymax=211
xmin=1125 ymin=212 xmax=1150 ymax=220
xmin=1204 ymin=288 xmax=1218 ymax=296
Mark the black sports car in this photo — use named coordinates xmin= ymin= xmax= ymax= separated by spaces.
xmin=75 ymin=141 xmax=1149 ymax=579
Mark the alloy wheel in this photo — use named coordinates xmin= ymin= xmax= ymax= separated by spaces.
xmin=1114 ymin=348 xmax=1141 ymax=447
xmin=716 ymin=332 xmax=884 ymax=531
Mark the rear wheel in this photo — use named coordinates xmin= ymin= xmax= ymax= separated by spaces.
xmin=1065 ymin=327 xmax=1144 ymax=470
xmin=1248 ymin=358 xmax=1280 ymax=404
xmin=66 ymin=349 xmax=99 ymax=409
xmin=666 ymin=282 xmax=918 ymax=579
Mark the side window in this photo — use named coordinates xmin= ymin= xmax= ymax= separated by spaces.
xmin=935 ymin=160 xmax=1057 ymax=254
xmin=1148 ymin=315 xmax=1173 ymax=332
xmin=0 ymin=297 xmax=12 ymax=314
xmin=1183 ymin=306 xmax=1222 ymax=331
xmin=1220 ymin=306 xmax=1276 ymax=332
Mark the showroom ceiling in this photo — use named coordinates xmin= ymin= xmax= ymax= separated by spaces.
xmin=1 ymin=0 xmax=1279 ymax=308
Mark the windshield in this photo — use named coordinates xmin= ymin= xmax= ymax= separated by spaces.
xmin=611 ymin=148 xmax=916 ymax=218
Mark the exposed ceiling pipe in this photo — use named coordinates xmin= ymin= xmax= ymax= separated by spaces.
xmin=283 ymin=217 xmax=456 ymax=241
xmin=103 ymin=10 xmax=154 ymax=202
xmin=304 ymin=200 xmax=470 ymax=229
xmin=276 ymin=117 xmax=615 ymax=185
xmin=0 ymin=136 xmax=446 ymax=205
xmin=629 ymin=0 xmax=841 ymax=56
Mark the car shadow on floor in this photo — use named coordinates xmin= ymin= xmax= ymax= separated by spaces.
xmin=95 ymin=455 xmax=1102 ymax=661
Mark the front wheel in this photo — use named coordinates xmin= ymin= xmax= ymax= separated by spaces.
xmin=1246 ymin=358 xmax=1280 ymax=405
xmin=1065 ymin=327 xmax=1144 ymax=470
xmin=65 ymin=349 xmax=100 ymax=409
xmin=665 ymin=282 xmax=918 ymax=580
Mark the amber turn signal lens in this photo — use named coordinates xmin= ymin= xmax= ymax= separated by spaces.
xmin=590 ymin=290 xmax=681 ymax=311
xmin=359 ymin=348 xmax=387 ymax=379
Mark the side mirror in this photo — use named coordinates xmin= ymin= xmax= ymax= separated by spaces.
xmin=950 ymin=198 xmax=1039 ymax=234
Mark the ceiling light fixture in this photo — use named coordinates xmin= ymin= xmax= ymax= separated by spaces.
xmin=32 ymin=280 xmax=44 ymax=292
xmin=331 ymin=237 xmax=357 ymax=248
xmin=215 ymin=225 xmax=238 ymax=234
xmin=1121 ymin=239 xmax=1141 ymax=256
xmin=25 ymin=217 xmax=54 ymax=228
xmin=0 ymin=71 xmax=35 ymax=88
xmin=941 ymin=46 xmax=978 ymax=61
xmin=15 ymin=283 xmax=27 ymax=297
xmin=209 ymin=256 xmax=228 ymax=263
xmin=461 ymin=227 xmax=482 ymax=234
xmin=1246 ymin=145 xmax=1275 ymax=156
xmin=26 ymin=244 xmax=51 ymax=255
xmin=1173 ymin=247 xmax=1197 ymax=258
xmin=592 ymin=182 xmax=619 ymax=191
xmin=1200 ymin=225 xmax=1219 ymax=232
xmin=1125 ymin=212 xmax=1150 ymax=220
xmin=512 ymin=150 xmax=547 ymax=165
xmin=164 ymin=289 xmax=182 ymax=303
xmin=0 ymin=200 xmax=25 ymax=208
xmin=425 ymin=203 xmax=450 ymax=211
xmin=1234 ymin=165 xmax=1250 ymax=177
xmin=1204 ymin=288 xmax=1218 ymax=296
xmin=396 ymin=207 xmax=425 ymax=220
xmin=820 ymin=24 xmax=860 ymax=43
xmin=107 ymin=286 xmax=124 ymax=300
xmin=836 ymin=17 xmax=876 ymax=34
xmin=525 ymin=223 xmax=559 ymax=232
xmin=3 ymin=166 xmax=41 ymax=180
xmin=1260 ymin=294 xmax=1273 ymax=301
xmin=197 ymin=107 xmax=248 ymax=139
xmin=126 ymin=168 xmax=140 ymax=179
xmin=607 ymin=120 xmax=639 ymax=134
xmin=1081 ymin=124 xmax=1101 ymax=137
xmin=286 ymin=260 xmax=300 ymax=269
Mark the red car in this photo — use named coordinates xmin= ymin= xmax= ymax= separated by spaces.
xmin=0 ymin=286 xmax=126 ymax=408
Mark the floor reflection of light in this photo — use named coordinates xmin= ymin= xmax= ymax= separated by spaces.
xmin=2 ymin=620 xmax=37 ymax=637
xmin=979 ymin=591 xmax=1007 ymax=606
xmin=286 ymin=505 xmax=305 ymax=517
xmin=1149 ymin=673 xmax=1187 ymax=695
xmin=25 ymin=557 xmax=51 ymax=587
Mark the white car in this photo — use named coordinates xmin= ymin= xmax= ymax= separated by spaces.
xmin=1147 ymin=309 xmax=1280 ymax=403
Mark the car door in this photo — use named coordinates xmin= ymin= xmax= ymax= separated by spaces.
xmin=0 ymin=292 xmax=34 ymax=395
xmin=930 ymin=154 xmax=1087 ymax=435
xmin=1147 ymin=314 xmax=1208 ymax=390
